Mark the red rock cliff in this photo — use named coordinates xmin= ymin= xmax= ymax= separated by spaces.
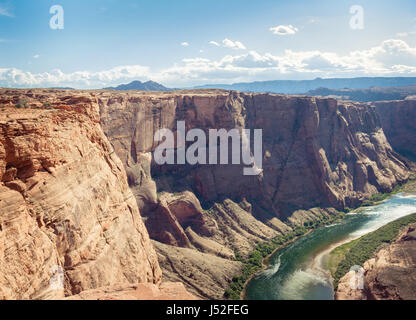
xmin=375 ymin=99 xmax=416 ymax=161
xmin=98 ymin=90 xmax=409 ymax=219
xmin=97 ymin=90 xmax=409 ymax=298
xmin=0 ymin=89 xmax=163 ymax=299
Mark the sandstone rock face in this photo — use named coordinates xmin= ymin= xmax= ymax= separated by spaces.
xmin=0 ymin=90 xmax=161 ymax=299
xmin=336 ymin=224 xmax=416 ymax=300
xmin=0 ymin=89 xmax=409 ymax=300
xmin=98 ymin=91 xmax=409 ymax=219
xmin=375 ymin=100 xmax=416 ymax=161
xmin=148 ymin=195 xmax=280 ymax=299
xmin=97 ymin=90 xmax=409 ymax=298
xmin=154 ymin=240 xmax=243 ymax=300
xmin=334 ymin=270 xmax=367 ymax=300
xmin=66 ymin=282 xmax=197 ymax=300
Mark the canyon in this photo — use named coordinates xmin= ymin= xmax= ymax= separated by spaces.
xmin=0 ymin=90 xmax=191 ymax=300
xmin=0 ymin=88 xmax=413 ymax=300
xmin=97 ymin=90 xmax=410 ymax=299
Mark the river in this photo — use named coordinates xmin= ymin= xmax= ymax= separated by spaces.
xmin=245 ymin=193 xmax=416 ymax=300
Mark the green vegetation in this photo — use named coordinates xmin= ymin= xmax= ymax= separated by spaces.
xmin=328 ymin=238 xmax=360 ymax=276
xmin=43 ymin=102 xmax=52 ymax=109
xmin=224 ymin=177 xmax=416 ymax=300
xmin=361 ymin=183 xmax=404 ymax=207
xmin=401 ymin=174 xmax=416 ymax=193
xmin=224 ymin=212 xmax=345 ymax=300
xmin=332 ymin=212 xmax=416 ymax=288
xmin=224 ymin=233 xmax=296 ymax=300
xmin=15 ymin=99 xmax=29 ymax=109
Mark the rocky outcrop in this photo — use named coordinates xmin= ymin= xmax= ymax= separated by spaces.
xmin=0 ymin=89 xmax=409 ymax=300
xmin=375 ymin=100 xmax=416 ymax=161
xmin=0 ymin=90 xmax=163 ymax=299
xmin=154 ymin=240 xmax=243 ymax=300
xmin=149 ymin=196 xmax=280 ymax=299
xmin=97 ymin=90 xmax=409 ymax=298
xmin=144 ymin=192 xmax=202 ymax=247
xmin=335 ymin=224 xmax=416 ymax=300
xmin=98 ymin=91 xmax=409 ymax=219
xmin=66 ymin=282 xmax=197 ymax=300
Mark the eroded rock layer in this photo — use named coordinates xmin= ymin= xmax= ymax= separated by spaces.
xmin=98 ymin=91 xmax=409 ymax=217
xmin=0 ymin=89 xmax=410 ymax=300
xmin=375 ymin=100 xmax=416 ymax=161
xmin=97 ymin=90 xmax=409 ymax=298
xmin=0 ymin=90 xmax=162 ymax=299
xmin=66 ymin=282 xmax=197 ymax=300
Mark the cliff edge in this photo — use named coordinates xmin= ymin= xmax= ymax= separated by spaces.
xmin=0 ymin=89 xmax=194 ymax=300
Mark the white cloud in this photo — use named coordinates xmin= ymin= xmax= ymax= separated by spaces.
xmin=33 ymin=54 xmax=40 ymax=59
xmin=270 ymin=25 xmax=298 ymax=36
xmin=181 ymin=42 xmax=189 ymax=47
xmin=0 ymin=65 xmax=151 ymax=88
xmin=0 ymin=4 xmax=13 ymax=17
xmin=210 ymin=39 xmax=247 ymax=50
xmin=2 ymin=39 xmax=416 ymax=88
xmin=222 ymin=38 xmax=246 ymax=50
xmin=209 ymin=41 xmax=220 ymax=47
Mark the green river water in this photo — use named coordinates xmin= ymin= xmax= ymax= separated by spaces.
xmin=245 ymin=193 xmax=416 ymax=300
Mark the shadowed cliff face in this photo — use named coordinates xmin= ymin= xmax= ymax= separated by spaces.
xmin=0 ymin=89 xmax=408 ymax=300
xmin=98 ymin=90 xmax=409 ymax=299
xmin=0 ymin=90 xmax=408 ymax=300
xmin=0 ymin=90 xmax=162 ymax=299
xmin=375 ymin=100 xmax=416 ymax=162
xmin=98 ymin=90 xmax=409 ymax=219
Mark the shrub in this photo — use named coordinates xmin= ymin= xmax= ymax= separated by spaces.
xmin=43 ymin=102 xmax=52 ymax=109
xmin=15 ymin=99 xmax=29 ymax=109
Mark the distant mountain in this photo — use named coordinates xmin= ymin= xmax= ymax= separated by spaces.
xmin=307 ymin=85 xmax=416 ymax=102
xmin=104 ymin=80 xmax=170 ymax=91
xmin=194 ymin=77 xmax=416 ymax=94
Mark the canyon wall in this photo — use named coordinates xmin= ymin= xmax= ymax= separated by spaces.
xmin=99 ymin=91 xmax=409 ymax=218
xmin=0 ymin=90 xmax=165 ymax=299
xmin=98 ymin=90 xmax=409 ymax=298
xmin=0 ymin=89 xmax=411 ymax=300
xmin=375 ymin=99 xmax=416 ymax=161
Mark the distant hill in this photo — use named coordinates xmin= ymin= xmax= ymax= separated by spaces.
xmin=307 ymin=85 xmax=416 ymax=102
xmin=194 ymin=77 xmax=416 ymax=94
xmin=104 ymin=80 xmax=170 ymax=91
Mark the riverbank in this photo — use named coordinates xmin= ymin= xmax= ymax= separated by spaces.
xmin=239 ymin=229 xmax=313 ymax=300
xmin=239 ymin=173 xmax=416 ymax=300
xmin=335 ymin=220 xmax=416 ymax=300
xmin=329 ymin=212 xmax=416 ymax=289
xmin=328 ymin=175 xmax=416 ymax=288
xmin=360 ymin=176 xmax=416 ymax=208
xmin=224 ymin=211 xmax=346 ymax=300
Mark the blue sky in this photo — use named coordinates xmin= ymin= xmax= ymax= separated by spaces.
xmin=1 ymin=0 xmax=416 ymax=88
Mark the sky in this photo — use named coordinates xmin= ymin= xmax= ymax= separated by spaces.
xmin=1 ymin=0 xmax=416 ymax=88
